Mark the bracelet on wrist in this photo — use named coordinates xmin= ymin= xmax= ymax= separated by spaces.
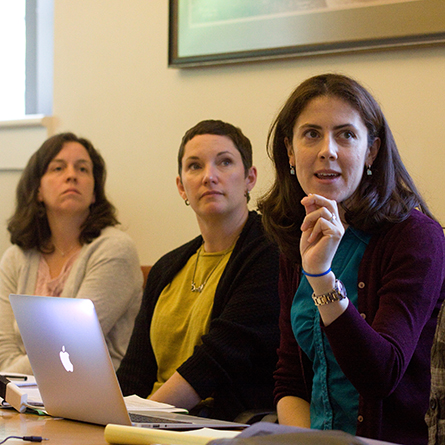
xmin=302 ymin=267 xmax=331 ymax=278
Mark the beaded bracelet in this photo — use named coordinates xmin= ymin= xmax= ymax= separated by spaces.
xmin=302 ymin=268 xmax=331 ymax=278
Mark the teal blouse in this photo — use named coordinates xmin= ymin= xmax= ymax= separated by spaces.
xmin=290 ymin=227 xmax=371 ymax=435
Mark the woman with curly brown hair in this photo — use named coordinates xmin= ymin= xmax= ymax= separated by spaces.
xmin=0 ymin=132 xmax=142 ymax=373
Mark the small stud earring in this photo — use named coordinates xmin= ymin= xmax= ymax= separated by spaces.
xmin=185 ymin=199 xmax=190 ymax=206
xmin=366 ymin=165 xmax=372 ymax=176
xmin=290 ymin=165 xmax=296 ymax=175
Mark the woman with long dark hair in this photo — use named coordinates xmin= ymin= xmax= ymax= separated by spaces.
xmin=0 ymin=132 xmax=142 ymax=373
xmin=259 ymin=73 xmax=445 ymax=445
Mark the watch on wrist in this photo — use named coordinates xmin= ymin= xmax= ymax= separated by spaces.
xmin=312 ymin=279 xmax=347 ymax=306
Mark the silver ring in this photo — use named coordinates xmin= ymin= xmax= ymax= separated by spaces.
xmin=329 ymin=213 xmax=336 ymax=223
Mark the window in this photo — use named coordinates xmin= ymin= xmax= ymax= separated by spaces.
xmin=0 ymin=0 xmax=53 ymax=120
xmin=0 ymin=1 xmax=26 ymax=119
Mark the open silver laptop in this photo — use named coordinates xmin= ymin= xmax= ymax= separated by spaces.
xmin=9 ymin=294 xmax=247 ymax=430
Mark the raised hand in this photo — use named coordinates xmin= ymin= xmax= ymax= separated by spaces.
xmin=300 ymin=194 xmax=344 ymax=276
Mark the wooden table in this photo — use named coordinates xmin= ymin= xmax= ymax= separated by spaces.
xmin=0 ymin=410 xmax=108 ymax=445
xmin=1 ymin=409 xmax=400 ymax=445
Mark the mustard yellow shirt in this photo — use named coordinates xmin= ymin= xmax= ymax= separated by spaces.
xmin=150 ymin=244 xmax=234 ymax=395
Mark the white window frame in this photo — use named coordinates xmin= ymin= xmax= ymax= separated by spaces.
xmin=26 ymin=0 xmax=54 ymax=116
xmin=0 ymin=0 xmax=54 ymax=170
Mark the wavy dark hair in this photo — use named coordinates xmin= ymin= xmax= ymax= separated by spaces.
xmin=258 ymin=73 xmax=435 ymax=264
xmin=8 ymin=132 xmax=119 ymax=252
xmin=177 ymin=119 xmax=253 ymax=177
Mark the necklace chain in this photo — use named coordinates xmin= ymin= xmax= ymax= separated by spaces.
xmin=191 ymin=245 xmax=228 ymax=293
xmin=53 ymin=242 xmax=78 ymax=257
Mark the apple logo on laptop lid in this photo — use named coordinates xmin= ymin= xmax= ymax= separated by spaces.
xmin=59 ymin=346 xmax=74 ymax=372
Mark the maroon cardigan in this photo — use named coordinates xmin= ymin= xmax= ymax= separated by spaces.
xmin=274 ymin=210 xmax=445 ymax=445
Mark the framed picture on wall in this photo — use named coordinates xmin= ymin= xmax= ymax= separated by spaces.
xmin=168 ymin=0 xmax=445 ymax=67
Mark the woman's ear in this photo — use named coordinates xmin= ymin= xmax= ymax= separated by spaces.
xmin=176 ymin=175 xmax=187 ymax=201
xmin=245 ymin=166 xmax=257 ymax=192
xmin=367 ymin=137 xmax=381 ymax=166
xmin=285 ymin=137 xmax=295 ymax=167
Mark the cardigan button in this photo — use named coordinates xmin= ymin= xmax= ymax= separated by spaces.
xmin=360 ymin=313 xmax=366 ymax=319
xmin=357 ymin=415 xmax=364 ymax=422
xmin=358 ymin=282 xmax=365 ymax=289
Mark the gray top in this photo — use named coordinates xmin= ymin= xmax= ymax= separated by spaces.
xmin=0 ymin=226 xmax=143 ymax=373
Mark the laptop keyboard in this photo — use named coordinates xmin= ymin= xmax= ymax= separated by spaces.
xmin=129 ymin=412 xmax=192 ymax=424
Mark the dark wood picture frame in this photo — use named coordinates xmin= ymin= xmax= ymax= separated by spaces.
xmin=169 ymin=0 xmax=445 ymax=68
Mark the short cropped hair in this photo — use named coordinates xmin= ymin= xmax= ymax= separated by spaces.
xmin=177 ymin=120 xmax=253 ymax=177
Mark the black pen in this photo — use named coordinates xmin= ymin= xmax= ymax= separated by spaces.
xmin=0 ymin=374 xmax=28 ymax=381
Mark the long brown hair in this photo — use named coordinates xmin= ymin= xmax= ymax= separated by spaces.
xmin=258 ymin=73 xmax=435 ymax=264
xmin=8 ymin=132 xmax=119 ymax=252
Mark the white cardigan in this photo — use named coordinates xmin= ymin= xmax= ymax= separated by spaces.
xmin=0 ymin=226 xmax=143 ymax=374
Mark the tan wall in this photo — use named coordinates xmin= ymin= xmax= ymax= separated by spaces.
xmin=1 ymin=0 xmax=444 ymax=264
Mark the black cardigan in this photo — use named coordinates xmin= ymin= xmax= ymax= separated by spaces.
xmin=117 ymin=211 xmax=280 ymax=420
